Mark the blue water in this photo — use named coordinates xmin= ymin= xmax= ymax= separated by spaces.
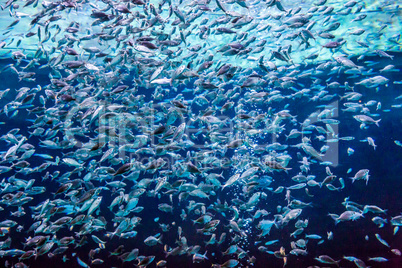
xmin=0 ymin=50 xmax=401 ymax=268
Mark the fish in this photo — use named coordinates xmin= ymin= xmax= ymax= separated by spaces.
xmin=374 ymin=234 xmax=390 ymax=248
xmin=0 ymin=0 xmax=399 ymax=267
xmin=350 ymin=169 xmax=370 ymax=184
xmin=314 ymin=255 xmax=340 ymax=266
xmin=222 ymin=174 xmax=241 ymax=189
xmin=144 ymin=235 xmax=163 ymax=246
xmin=114 ymin=163 xmax=134 ymax=176
xmin=353 ymin=115 xmax=381 ymax=127
xmin=330 ymin=211 xmax=364 ymax=224
xmin=137 ymin=255 xmax=155 ymax=267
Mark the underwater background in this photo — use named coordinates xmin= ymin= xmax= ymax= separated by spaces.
xmin=0 ymin=0 xmax=402 ymax=267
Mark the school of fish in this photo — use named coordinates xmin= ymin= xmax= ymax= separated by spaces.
xmin=0 ymin=0 xmax=401 ymax=267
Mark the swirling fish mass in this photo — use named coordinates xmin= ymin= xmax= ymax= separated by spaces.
xmin=0 ymin=0 xmax=401 ymax=267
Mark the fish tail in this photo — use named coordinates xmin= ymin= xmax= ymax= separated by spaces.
xmin=329 ymin=213 xmax=338 ymax=221
xmin=158 ymin=235 xmax=163 ymax=244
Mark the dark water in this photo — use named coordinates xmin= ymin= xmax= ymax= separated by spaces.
xmin=0 ymin=52 xmax=401 ymax=268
